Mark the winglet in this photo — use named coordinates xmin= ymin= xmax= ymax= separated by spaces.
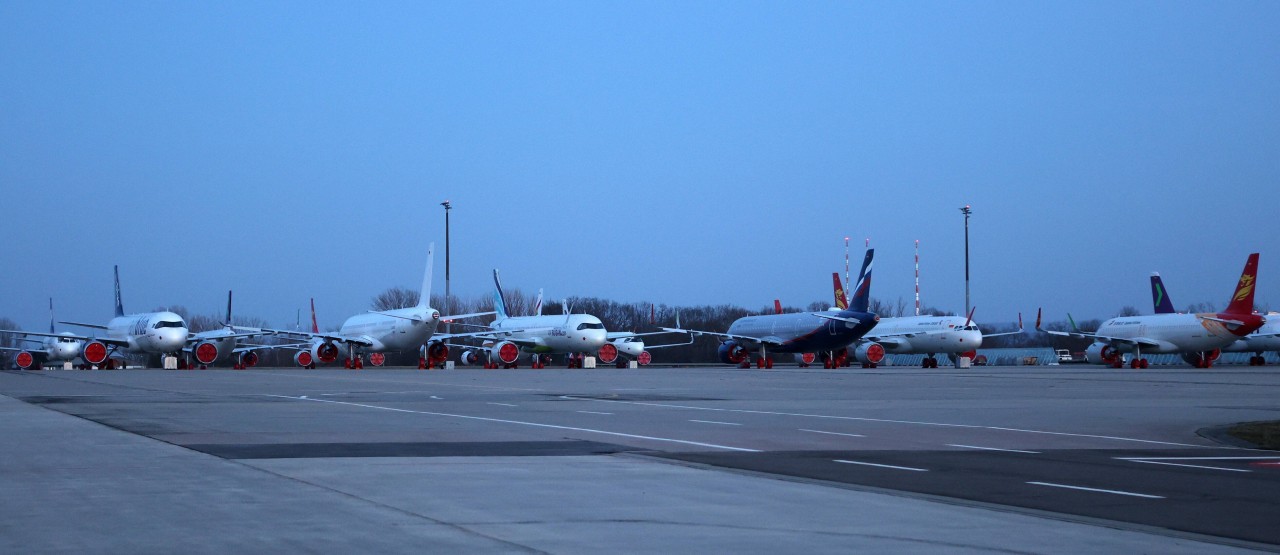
xmin=1067 ymin=313 xmax=1079 ymax=332
xmin=1016 ymin=312 xmax=1024 ymax=332
xmin=1034 ymin=308 xmax=1042 ymax=331
xmin=417 ymin=242 xmax=435 ymax=309
xmin=1150 ymin=272 xmax=1175 ymax=314
xmin=1224 ymin=253 xmax=1260 ymax=315
xmin=832 ymin=272 xmax=848 ymax=310
xmin=113 ymin=265 xmax=125 ymax=317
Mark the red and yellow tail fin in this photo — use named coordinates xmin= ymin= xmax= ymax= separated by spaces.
xmin=1224 ymin=253 xmax=1260 ymax=315
xmin=832 ymin=272 xmax=848 ymax=310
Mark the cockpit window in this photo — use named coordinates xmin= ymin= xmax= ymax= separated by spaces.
xmin=576 ymin=322 xmax=605 ymax=330
xmin=153 ymin=321 xmax=185 ymax=329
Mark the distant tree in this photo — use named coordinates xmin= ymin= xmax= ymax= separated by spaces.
xmin=372 ymin=287 xmax=419 ymax=311
xmin=1184 ymin=302 xmax=1217 ymax=314
xmin=806 ymin=301 xmax=830 ymax=312
xmin=1115 ymin=305 xmax=1141 ymax=317
xmin=0 ymin=317 xmax=20 ymax=350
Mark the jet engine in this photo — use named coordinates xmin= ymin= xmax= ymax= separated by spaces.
xmin=718 ymin=341 xmax=746 ymax=365
xmin=421 ymin=341 xmax=449 ymax=366
xmin=82 ymin=340 xmax=110 ymax=366
xmin=1181 ymin=349 xmax=1222 ymax=368
xmin=15 ymin=351 xmax=36 ymax=370
xmin=193 ymin=341 xmax=220 ymax=366
xmin=491 ymin=341 xmax=520 ymax=365
xmin=597 ymin=343 xmax=619 ymax=364
xmin=459 ymin=349 xmax=482 ymax=366
xmin=312 ymin=340 xmax=340 ymax=364
xmin=852 ymin=343 xmax=886 ymax=365
xmin=294 ymin=351 xmax=314 ymax=367
xmin=240 ymin=351 xmax=259 ymax=368
xmin=1084 ymin=343 xmax=1119 ymax=365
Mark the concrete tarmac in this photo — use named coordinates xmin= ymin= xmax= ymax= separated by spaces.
xmin=1 ymin=365 xmax=1278 ymax=553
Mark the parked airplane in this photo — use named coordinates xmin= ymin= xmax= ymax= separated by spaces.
xmin=1041 ymin=253 xmax=1265 ymax=368
xmin=662 ymin=279 xmax=879 ymax=369
xmin=56 ymin=266 xmax=190 ymax=368
xmin=0 ymin=298 xmax=83 ymax=370
xmin=261 ymin=243 xmax=485 ymax=369
xmin=606 ymin=308 xmax=694 ymax=367
xmin=450 ymin=270 xmax=609 ymax=369
xmin=1149 ymin=272 xmax=1279 ymax=366
xmin=836 ymin=249 xmax=1022 ymax=369
xmin=182 ymin=291 xmax=281 ymax=369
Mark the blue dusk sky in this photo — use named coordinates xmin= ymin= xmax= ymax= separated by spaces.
xmin=2 ymin=1 xmax=1278 ymax=331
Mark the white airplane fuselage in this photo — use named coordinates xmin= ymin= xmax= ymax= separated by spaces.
xmin=334 ymin=306 xmax=442 ymax=353
xmin=1224 ymin=316 xmax=1280 ymax=354
xmin=1095 ymin=313 xmax=1255 ymax=354
xmin=861 ymin=315 xmax=983 ymax=354
xmin=41 ymin=333 xmax=84 ymax=361
xmin=105 ymin=312 xmax=189 ymax=354
xmin=486 ymin=314 xmax=608 ymax=355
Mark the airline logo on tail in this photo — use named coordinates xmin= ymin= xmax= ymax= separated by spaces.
xmin=832 ymin=273 xmax=847 ymax=310
xmin=1234 ymin=274 xmax=1255 ymax=303
xmin=492 ymin=270 xmax=509 ymax=320
xmin=1224 ymin=253 xmax=1260 ymax=315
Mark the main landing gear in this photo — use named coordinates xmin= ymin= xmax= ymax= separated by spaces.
xmin=921 ymin=356 xmax=939 ymax=369
xmin=1248 ymin=354 xmax=1268 ymax=366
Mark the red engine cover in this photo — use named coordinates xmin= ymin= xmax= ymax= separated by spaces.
xmin=369 ymin=353 xmax=386 ymax=366
xmin=597 ymin=343 xmax=619 ymax=364
xmin=194 ymin=342 xmax=219 ymax=365
xmin=241 ymin=351 xmax=259 ymax=368
xmin=425 ymin=342 xmax=449 ymax=364
xmin=800 ymin=353 xmax=816 ymax=364
xmin=637 ymin=351 xmax=652 ymax=366
xmin=496 ymin=342 xmax=520 ymax=364
xmin=314 ymin=342 xmax=339 ymax=363
xmin=15 ymin=351 xmax=34 ymax=369
xmin=83 ymin=341 xmax=109 ymax=365
xmin=295 ymin=351 xmax=314 ymax=367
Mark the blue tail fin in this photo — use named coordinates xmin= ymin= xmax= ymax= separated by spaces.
xmin=492 ymin=270 xmax=509 ymax=320
xmin=48 ymin=298 xmax=55 ymax=334
xmin=849 ymin=249 xmax=874 ymax=312
xmin=113 ymin=266 xmax=125 ymax=317
xmin=1150 ymin=272 xmax=1175 ymax=314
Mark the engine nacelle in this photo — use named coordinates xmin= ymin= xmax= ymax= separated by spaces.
xmin=852 ymin=342 xmax=886 ymax=365
xmin=193 ymin=341 xmax=220 ymax=365
xmin=718 ymin=341 xmax=747 ymax=365
xmin=459 ymin=349 xmax=482 ymax=366
xmin=240 ymin=351 xmax=259 ymax=368
xmin=83 ymin=340 xmax=110 ymax=365
xmin=597 ymin=343 xmax=619 ymax=364
xmin=294 ymin=351 xmax=314 ymax=367
xmin=794 ymin=353 xmax=817 ymax=365
xmin=312 ymin=340 xmax=340 ymax=364
xmin=1181 ymin=349 xmax=1222 ymax=367
xmin=15 ymin=351 xmax=36 ymax=369
xmin=491 ymin=341 xmax=520 ymax=365
xmin=422 ymin=341 xmax=449 ymax=365
xmin=1084 ymin=342 xmax=1119 ymax=365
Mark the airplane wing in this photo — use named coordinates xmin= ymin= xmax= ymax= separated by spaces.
xmin=249 ymin=328 xmax=376 ymax=348
xmin=812 ymin=313 xmax=863 ymax=325
xmin=1039 ymin=328 xmax=1163 ymax=349
xmin=440 ymin=311 xmax=496 ymax=322
xmin=605 ymin=330 xmax=689 ymax=340
xmin=659 ymin=327 xmax=784 ymax=346
xmin=58 ymin=321 xmax=109 ymax=330
xmin=0 ymin=329 xmax=128 ymax=347
xmin=981 ymin=312 xmax=1027 ymax=338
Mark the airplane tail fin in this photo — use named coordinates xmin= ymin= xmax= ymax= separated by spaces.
xmin=1150 ymin=273 xmax=1175 ymax=314
xmin=1224 ymin=253 xmax=1260 ymax=315
xmin=113 ymin=265 xmax=125 ymax=317
xmin=224 ymin=291 xmax=234 ymax=327
xmin=832 ymin=273 xmax=848 ymax=310
xmin=48 ymin=297 xmax=55 ymax=334
xmin=849 ymin=249 xmax=874 ymax=312
xmin=417 ymin=242 xmax=435 ymax=308
xmin=492 ymin=270 xmax=509 ymax=320
xmin=310 ymin=298 xmax=319 ymax=333
xmin=774 ymin=300 xmax=783 ymax=314
xmin=534 ymin=289 xmax=544 ymax=316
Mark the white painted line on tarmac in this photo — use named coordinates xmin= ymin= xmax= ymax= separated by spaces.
xmin=487 ymin=402 xmax=517 ymax=407
xmin=560 ymin=395 xmax=1203 ymax=448
xmin=430 ymin=396 xmax=443 ymax=400
xmin=800 ymin=429 xmax=865 ymax=438
xmin=690 ymin=419 xmax=742 ymax=426
xmin=1122 ymin=459 xmax=1250 ymax=473
xmin=835 ymin=460 xmax=928 ymax=472
xmin=264 ymin=395 xmax=760 ymax=452
xmin=576 ymin=411 xmax=614 ymax=415
xmin=946 ymin=444 xmax=1040 ymax=454
xmin=1027 ymin=481 xmax=1164 ymax=499
xmin=1116 ymin=456 xmax=1280 ymax=461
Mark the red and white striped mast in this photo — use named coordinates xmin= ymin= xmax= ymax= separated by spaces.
xmin=844 ymin=237 xmax=851 ymax=295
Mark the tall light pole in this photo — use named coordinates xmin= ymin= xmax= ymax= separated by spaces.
xmin=441 ymin=200 xmax=451 ymax=333
xmin=959 ymin=205 xmax=972 ymax=318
